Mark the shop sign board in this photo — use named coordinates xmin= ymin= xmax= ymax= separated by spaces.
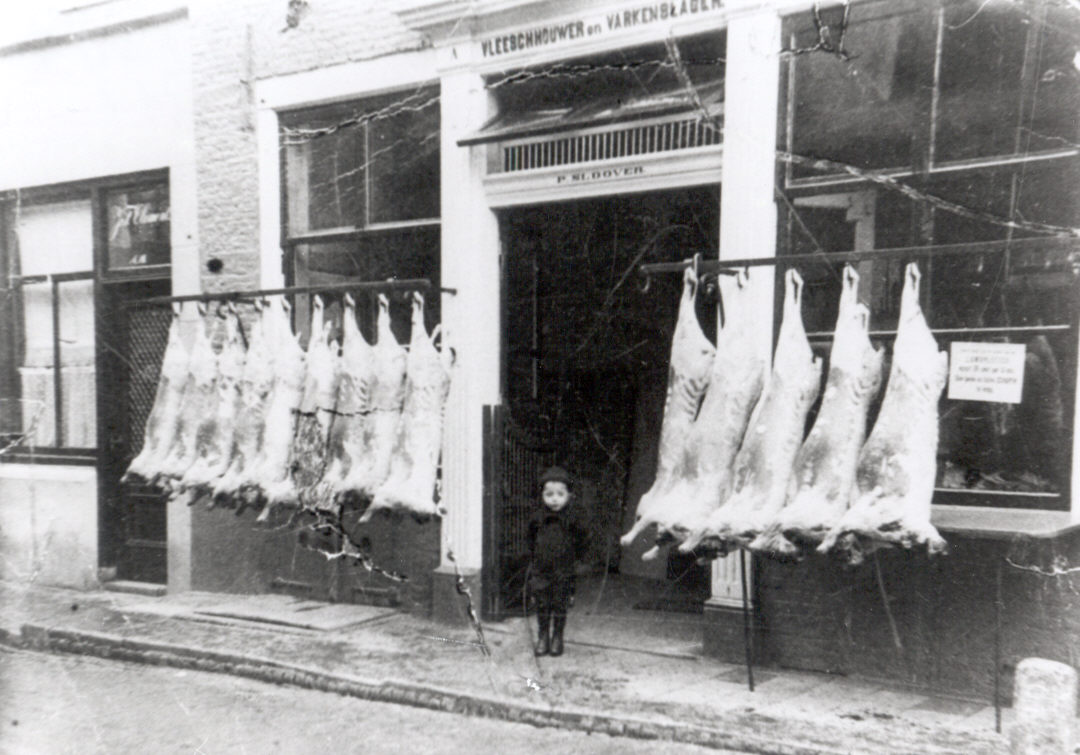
xmin=477 ymin=0 xmax=726 ymax=59
xmin=947 ymin=341 xmax=1026 ymax=404
xmin=555 ymin=165 xmax=645 ymax=185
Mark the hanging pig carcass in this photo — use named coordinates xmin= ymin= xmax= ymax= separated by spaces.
xmin=263 ymin=295 xmax=339 ymax=512
xmin=620 ymin=268 xmax=715 ymax=553
xmin=212 ymin=298 xmax=278 ymax=507
xmin=820 ymin=263 xmax=948 ymax=564
xmin=178 ymin=306 xmax=247 ymax=500
xmin=683 ymin=269 xmax=822 ymax=554
xmin=367 ymin=292 xmax=452 ymax=521
xmin=338 ymin=294 xmax=407 ymax=501
xmin=651 ymin=270 xmax=766 ymax=556
xmin=154 ymin=306 xmax=219 ymax=489
xmin=122 ymin=304 xmax=189 ymax=483
xmin=250 ymin=298 xmax=307 ymax=519
xmin=753 ymin=266 xmax=883 ymax=557
xmin=321 ymin=293 xmax=375 ymax=508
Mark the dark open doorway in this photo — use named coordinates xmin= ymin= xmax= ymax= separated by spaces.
xmin=496 ymin=186 xmax=720 ymax=643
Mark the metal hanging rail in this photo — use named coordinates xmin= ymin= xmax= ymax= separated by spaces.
xmin=123 ymin=278 xmax=456 ymax=309
xmin=638 ymin=236 xmax=1080 ymax=279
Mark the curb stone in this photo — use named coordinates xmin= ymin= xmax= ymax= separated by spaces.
xmin=8 ymin=622 xmax=847 ymax=755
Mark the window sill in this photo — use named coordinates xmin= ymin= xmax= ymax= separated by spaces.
xmin=932 ymin=505 xmax=1079 ymax=540
xmin=0 ymin=449 xmax=96 ymax=466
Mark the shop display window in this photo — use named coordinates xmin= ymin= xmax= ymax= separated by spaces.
xmin=281 ymin=86 xmax=440 ymax=236
xmin=781 ymin=1 xmax=1079 ymax=510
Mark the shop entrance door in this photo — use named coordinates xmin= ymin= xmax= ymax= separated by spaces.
xmin=98 ymin=279 xmax=172 ymax=584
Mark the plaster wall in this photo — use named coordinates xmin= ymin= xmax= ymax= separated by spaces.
xmin=0 ymin=464 xmax=98 ymax=589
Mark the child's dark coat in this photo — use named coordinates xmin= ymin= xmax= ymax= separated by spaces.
xmin=527 ymin=503 xmax=589 ymax=614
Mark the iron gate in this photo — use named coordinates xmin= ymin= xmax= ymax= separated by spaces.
xmin=481 ymin=404 xmax=557 ymax=619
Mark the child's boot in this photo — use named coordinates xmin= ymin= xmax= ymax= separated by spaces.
xmin=535 ymin=611 xmax=551 ymax=656
xmin=550 ymin=615 xmax=566 ymax=656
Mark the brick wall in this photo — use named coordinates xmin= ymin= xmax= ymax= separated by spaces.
xmin=188 ymin=0 xmax=426 ymax=293
xmin=704 ymin=533 xmax=1080 ymax=706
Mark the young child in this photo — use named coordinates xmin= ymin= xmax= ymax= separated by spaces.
xmin=527 ymin=466 xmax=589 ymax=657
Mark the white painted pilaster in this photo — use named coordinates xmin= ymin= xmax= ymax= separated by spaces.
xmin=439 ymin=69 xmax=501 ymax=571
xmin=256 ymin=107 xmax=286 ymax=290
xmin=711 ymin=5 xmax=782 ymax=606
xmin=167 ymin=29 xmax=199 ymax=593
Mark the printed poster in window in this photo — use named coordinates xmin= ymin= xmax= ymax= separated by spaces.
xmin=107 ymin=184 xmax=170 ymax=269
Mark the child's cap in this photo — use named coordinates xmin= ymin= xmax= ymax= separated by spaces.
xmin=539 ymin=466 xmax=572 ymax=490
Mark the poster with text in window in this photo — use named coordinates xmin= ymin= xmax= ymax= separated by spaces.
xmin=106 ymin=184 xmax=171 ymax=270
xmin=947 ymin=341 xmax=1026 ymax=404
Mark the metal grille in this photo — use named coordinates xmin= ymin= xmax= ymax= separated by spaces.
xmin=501 ymin=117 xmax=721 ymax=173
xmin=123 ymin=304 xmax=172 ymax=462
xmin=483 ymin=404 xmax=556 ymax=617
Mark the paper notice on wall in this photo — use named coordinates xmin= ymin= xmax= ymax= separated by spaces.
xmin=947 ymin=341 xmax=1026 ymax=404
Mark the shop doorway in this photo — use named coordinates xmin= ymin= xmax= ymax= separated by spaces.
xmin=98 ymin=278 xmax=172 ymax=584
xmin=497 ymin=186 xmax=719 ymax=643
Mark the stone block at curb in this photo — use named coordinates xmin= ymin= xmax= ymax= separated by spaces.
xmin=1010 ymin=658 xmax=1077 ymax=755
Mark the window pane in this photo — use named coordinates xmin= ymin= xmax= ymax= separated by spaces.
xmin=934 ymin=2 xmax=1028 ymax=163
xmin=938 ymin=330 xmax=1072 ymax=496
xmin=788 ymin=1 xmax=930 ymax=177
xmin=927 ymin=161 xmax=1080 ymax=249
xmin=284 ymin=115 xmax=365 ymax=234
xmin=16 ymin=199 xmax=92 ymax=275
xmin=58 ymin=279 xmax=96 ymax=446
xmin=1027 ymin=7 xmax=1080 ymax=153
xmin=293 ymin=225 xmax=441 ymax=343
xmin=18 ymin=281 xmax=58 ymax=446
xmin=368 ymin=96 xmax=440 ymax=224
xmin=106 ymin=183 xmax=170 ymax=269
xmin=16 ymin=279 xmax=96 ymax=448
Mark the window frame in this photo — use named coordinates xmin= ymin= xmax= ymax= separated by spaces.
xmin=278 ymin=84 xmax=442 ymax=245
xmin=0 ymin=168 xmax=170 ymax=465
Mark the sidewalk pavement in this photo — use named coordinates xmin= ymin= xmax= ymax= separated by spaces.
xmin=0 ymin=579 xmax=1010 ymax=755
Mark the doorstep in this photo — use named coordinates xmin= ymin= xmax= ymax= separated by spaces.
xmin=103 ymin=580 xmax=167 ymax=597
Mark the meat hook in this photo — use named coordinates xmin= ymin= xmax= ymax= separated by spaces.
xmin=638 ymin=269 xmax=652 ymax=293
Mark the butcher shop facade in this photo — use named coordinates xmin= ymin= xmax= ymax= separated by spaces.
xmin=389 ymin=0 xmax=1078 ymax=704
xmin=2 ymin=0 xmax=1078 ymax=710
